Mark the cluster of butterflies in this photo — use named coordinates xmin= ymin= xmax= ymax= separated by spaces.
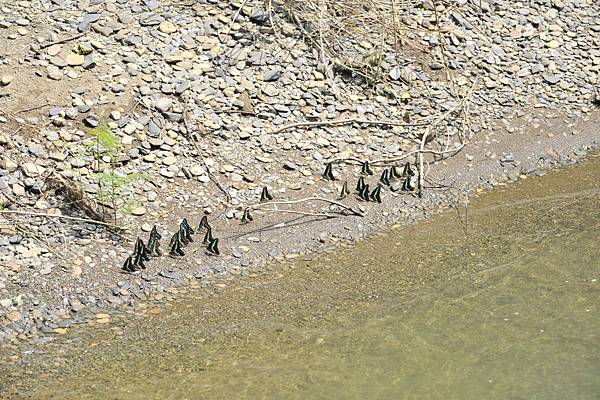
xmin=324 ymin=160 xmax=416 ymax=203
xmin=122 ymin=216 xmax=220 ymax=273
xmin=121 ymin=160 xmax=414 ymax=273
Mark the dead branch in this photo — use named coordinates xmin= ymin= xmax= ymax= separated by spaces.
xmin=181 ymin=100 xmax=231 ymax=204
xmin=0 ymin=210 xmax=124 ymax=230
xmin=39 ymin=32 xmax=85 ymax=49
xmin=249 ymin=196 xmax=364 ymax=217
xmin=417 ymin=127 xmax=431 ymax=198
xmin=272 ymin=116 xmax=430 ymax=134
xmin=46 ymin=171 xmax=110 ymax=222
xmin=222 ymin=0 xmax=249 ymax=39
xmin=253 ymin=208 xmax=337 ymax=219
xmin=17 ymin=102 xmax=50 ymax=114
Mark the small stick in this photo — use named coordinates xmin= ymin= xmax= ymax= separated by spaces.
xmin=249 ymin=196 xmax=364 ymax=217
xmin=266 ymin=0 xmax=284 ymax=43
xmin=39 ymin=32 xmax=85 ymax=49
xmin=17 ymin=102 xmax=50 ymax=114
xmin=181 ymin=101 xmax=231 ymax=204
xmin=222 ymin=0 xmax=249 ymax=39
xmin=418 ymin=127 xmax=431 ymax=198
xmin=272 ymin=116 xmax=430 ymax=134
xmin=254 ymin=208 xmax=338 ymax=219
xmin=0 ymin=210 xmax=125 ymax=230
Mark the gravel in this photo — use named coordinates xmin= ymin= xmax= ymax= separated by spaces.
xmin=0 ymin=0 xmax=598 ymax=346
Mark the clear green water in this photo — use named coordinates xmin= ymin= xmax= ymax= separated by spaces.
xmin=2 ymin=155 xmax=600 ymax=399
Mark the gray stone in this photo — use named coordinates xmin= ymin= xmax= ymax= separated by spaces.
xmin=140 ymin=14 xmax=164 ymax=26
xmin=155 ymin=97 xmax=173 ymax=113
xmin=82 ymin=54 xmax=97 ymax=69
xmin=0 ymin=75 xmax=12 ymax=86
xmin=175 ymin=80 xmax=189 ymax=95
xmin=262 ymin=84 xmax=279 ymax=97
xmin=48 ymin=107 xmax=63 ymax=117
xmin=78 ymin=13 xmax=101 ymax=32
xmin=264 ymin=69 xmax=282 ymax=82
xmin=543 ymin=74 xmax=561 ymax=85
xmin=84 ymin=114 xmax=99 ymax=127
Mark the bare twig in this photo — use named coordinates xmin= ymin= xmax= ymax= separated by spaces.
xmin=272 ymin=116 xmax=430 ymax=134
xmin=222 ymin=0 xmax=249 ymax=39
xmin=249 ymin=196 xmax=364 ymax=217
xmin=39 ymin=32 xmax=85 ymax=49
xmin=181 ymin=102 xmax=231 ymax=204
xmin=0 ymin=210 xmax=124 ymax=230
xmin=417 ymin=127 xmax=431 ymax=198
xmin=46 ymin=171 xmax=110 ymax=222
xmin=266 ymin=0 xmax=284 ymax=44
xmin=253 ymin=208 xmax=338 ymax=219
xmin=15 ymin=225 xmax=69 ymax=263
xmin=17 ymin=102 xmax=50 ymax=114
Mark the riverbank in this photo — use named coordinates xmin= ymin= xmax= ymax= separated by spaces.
xmin=1 ymin=143 xmax=599 ymax=400
xmin=0 ymin=0 xmax=599 ymax=346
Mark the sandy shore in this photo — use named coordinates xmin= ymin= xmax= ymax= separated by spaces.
xmin=0 ymin=0 xmax=598 ymax=345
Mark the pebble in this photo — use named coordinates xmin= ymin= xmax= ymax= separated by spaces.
xmin=22 ymin=162 xmax=46 ymax=177
xmin=158 ymin=21 xmax=178 ymax=33
xmin=155 ymin=97 xmax=172 ymax=113
xmin=1 ymin=157 xmax=18 ymax=171
xmin=0 ymin=75 xmax=13 ymax=86
xmin=131 ymin=207 xmax=147 ymax=216
xmin=70 ymin=266 xmax=83 ymax=277
xmin=262 ymin=84 xmax=279 ymax=97
xmin=161 ymin=156 xmax=178 ymax=166
xmin=264 ymin=69 xmax=282 ymax=82
xmin=0 ymin=0 xmax=597 ymax=348
xmin=543 ymin=75 xmax=561 ymax=85
xmin=6 ymin=311 xmax=22 ymax=322
xmin=65 ymin=53 xmax=85 ymax=66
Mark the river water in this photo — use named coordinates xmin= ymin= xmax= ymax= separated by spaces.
xmin=3 ymin=154 xmax=600 ymax=399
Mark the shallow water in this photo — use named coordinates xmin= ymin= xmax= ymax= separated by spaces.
xmin=3 ymin=155 xmax=600 ymax=399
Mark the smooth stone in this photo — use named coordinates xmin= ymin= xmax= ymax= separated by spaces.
xmin=65 ymin=53 xmax=85 ymax=66
xmin=22 ymin=162 xmax=46 ymax=177
xmin=190 ymin=165 xmax=205 ymax=176
xmin=1 ymin=157 xmax=18 ymax=171
xmin=131 ymin=206 xmax=146 ymax=216
xmin=47 ymin=65 xmax=63 ymax=80
xmin=141 ymin=223 xmax=152 ymax=232
xmin=175 ymin=81 xmax=189 ymax=95
xmin=264 ymin=69 xmax=282 ymax=81
xmin=155 ymin=97 xmax=173 ymax=113
xmin=262 ymin=84 xmax=279 ymax=97
xmin=12 ymin=183 xmax=25 ymax=196
xmin=6 ymin=311 xmax=22 ymax=322
xmin=543 ymin=74 xmax=561 ymax=84
xmin=46 ymin=44 xmax=62 ymax=56
xmin=140 ymin=15 xmax=164 ymax=26
xmin=158 ymin=21 xmax=178 ymax=33
xmin=162 ymin=156 xmax=178 ymax=166
xmin=0 ymin=75 xmax=13 ymax=86
xmin=159 ymin=169 xmax=176 ymax=178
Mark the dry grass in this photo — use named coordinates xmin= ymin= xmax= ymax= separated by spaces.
xmin=279 ymin=0 xmax=430 ymax=87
